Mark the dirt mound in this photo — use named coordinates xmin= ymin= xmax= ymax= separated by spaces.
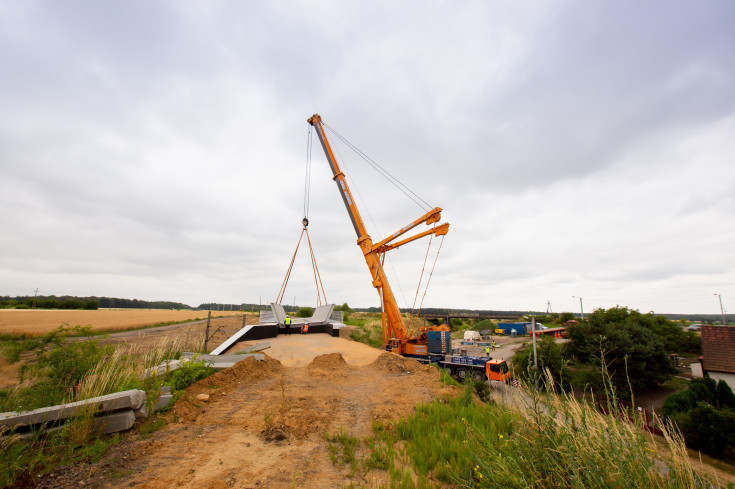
xmin=307 ymin=352 xmax=349 ymax=371
xmin=169 ymin=355 xmax=283 ymax=423
xmin=369 ymin=352 xmax=426 ymax=374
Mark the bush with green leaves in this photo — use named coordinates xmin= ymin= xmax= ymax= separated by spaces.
xmin=333 ymin=302 xmax=353 ymax=322
xmin=296 ymin=306 xmax=314 ymax=318
xmin=565 ymin=307 xmax=676 ymax=395
xmin=512 ymin=335 xmax=565 ymax=388
xmin=663 ymin=377 xmax=735 ymax=458
xmin=167 ymin=361 xmax=215 ymax=391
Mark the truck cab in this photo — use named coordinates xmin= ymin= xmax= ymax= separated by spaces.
xmin=485 ymin=359 xmax=511 ymax=382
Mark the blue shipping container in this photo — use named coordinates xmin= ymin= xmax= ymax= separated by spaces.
xmin=427 ymin=330 xmax=452 ymax=354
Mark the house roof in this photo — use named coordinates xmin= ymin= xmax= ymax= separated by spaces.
xmin=702 ymin=325 xmax=735 ymax=374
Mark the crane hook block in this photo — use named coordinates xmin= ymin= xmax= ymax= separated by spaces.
xmin=302 ymin=217 xmax=309 ymax=228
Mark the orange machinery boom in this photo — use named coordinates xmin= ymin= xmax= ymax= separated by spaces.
xmin=307 ymin=114 xmax=449 ymax=355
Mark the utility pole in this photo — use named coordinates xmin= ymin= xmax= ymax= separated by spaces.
xmin=547 ymin=300 xmax=552 ymax=313
xmin=714 ymin=293 xmax=727 ymax=326
xmin=31 ymin=288 xmax=39 ymax=309
xmin=532 ymin=316 xmax=538 ymax=389
xmin=572 ymin=296 xmax=584 ymax=320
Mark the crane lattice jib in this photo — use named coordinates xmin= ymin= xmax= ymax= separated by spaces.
xmin=307 ymin=114 xmax=450 ymax=353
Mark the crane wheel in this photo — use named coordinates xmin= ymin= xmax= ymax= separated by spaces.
xmin=456 ymin=368 xmax=470 ymax=381
xmin=472 ymin=370 xmax=487 ymax=382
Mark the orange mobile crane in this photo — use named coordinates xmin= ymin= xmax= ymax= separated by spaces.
xmin=307 ymin=114 xmax=512 ymax=383
xmin=308 ymin=114 xmax=449 ymax=356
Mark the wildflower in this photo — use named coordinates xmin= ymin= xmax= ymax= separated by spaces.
xmin=499 ymin=434 xmax=503 ymax=439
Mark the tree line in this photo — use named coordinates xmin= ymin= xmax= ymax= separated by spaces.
xmin=0 ymin=295 xmax=193 ymax=310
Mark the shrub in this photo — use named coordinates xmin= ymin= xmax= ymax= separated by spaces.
xmin=167 ymin=362 xmax=215 ymax=391
xmin=512 ymin=336 xmax=564 ymax=388
xmin=670 ymin=403 xmax=735 ymax=458
xmin=296 ymin=307 xmax=314 ymax=318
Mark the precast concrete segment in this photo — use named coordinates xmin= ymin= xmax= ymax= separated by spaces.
xmin=270 ymin=302 xmax=287 ymax=325
xmin=95 ymin=409 xmax=136 ymax=435
xmin=180 ymin=353 xmax=265 ymax=364
xmin=241 ymin=342 xmax=271 ymax=353
xmin=0 ymin=389 xmax=146 ymax=430
xmin=310 ymin=304 xmax=335 ymax=324
xmin=209 ymin=325 xmax=255 ymax=355
xmin=144 ymin=359 xmax=182 ymax=377
xmin=155 ymin=394 xmax=174 ymax=411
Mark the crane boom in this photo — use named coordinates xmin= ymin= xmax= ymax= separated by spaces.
xmin=307 ymin=114 xmax=449 ymax=355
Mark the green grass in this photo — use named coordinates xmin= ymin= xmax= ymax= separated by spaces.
xmin=663 ymin=376 xmax=691 ymax=391
xmin=0 ymin=328 xmax=211 ymax=487
xmin=348 ymin=318 xmax=385 ymax=348
xmin=326 ymin=377 xmax=720 ymax=489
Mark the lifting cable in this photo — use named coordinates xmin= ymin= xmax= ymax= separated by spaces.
xmin=325 ymin=125 xmax=412 ymax=309
xmin=407 ymin=231 xmax=434 ymax=333
xmin=275 ymin=217 xmax=328 ymax=306
xmin=408 ymin=233 xmax=445 ymax=332
xmin=323 ymin=122 xmax=432 ymax=213
xmin=275 ymin=127 xmax=328 ymax=306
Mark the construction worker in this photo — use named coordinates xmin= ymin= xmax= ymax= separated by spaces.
xmin=284 ymin=316 xmax=292 ymax=335
xmin=302 ymin=323 xmax=310 ymax=334
xmin=492 ymin=340 xmax=497 ymax=351
xmin=484 ymin=346 xmax=490 ymax=356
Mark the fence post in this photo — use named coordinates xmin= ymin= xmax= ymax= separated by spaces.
xmin=204 ymin=311 xmax=212 ymax=352
xmin=242 ymin=313 xmax=246 ymax=329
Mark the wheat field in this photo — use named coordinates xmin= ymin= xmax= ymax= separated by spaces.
xmin=0 ymin=309 xmax=241 ymax=335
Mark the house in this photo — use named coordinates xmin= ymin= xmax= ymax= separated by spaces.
xmin=698 ymin=325 xmax=735 ymax=391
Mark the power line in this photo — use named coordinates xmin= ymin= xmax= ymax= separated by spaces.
xmin=323 ymin=123 xmax=432 ymax=212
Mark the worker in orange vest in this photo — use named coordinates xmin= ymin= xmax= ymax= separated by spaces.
xmin=302 ymin=323 xmax=309 ymax=334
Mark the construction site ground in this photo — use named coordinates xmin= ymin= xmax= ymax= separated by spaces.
xmin=7 ymin=317 xmax=735 ymax=487
xmin=33 ymin=329 xmax=461 ymax=489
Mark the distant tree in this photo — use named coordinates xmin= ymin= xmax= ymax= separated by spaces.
xmin=297 ymin=307 xmax=314 ymax=318
xmin=565 ymin=307 xmax=675 ymax=394
xmin=559 ymin=312 xmax=576 ymax=323
xmin=334 ymin=303 xmax=353 ymax=321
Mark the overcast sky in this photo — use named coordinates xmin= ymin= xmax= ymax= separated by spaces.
xmin=1 ymin=1 xmax=734 ymax=316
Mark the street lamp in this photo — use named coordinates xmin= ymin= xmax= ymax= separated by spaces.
xmin=572 ymin=296 xmax=584 ymax=320
xmin=714 ymin=293 xmax=727 ymax=326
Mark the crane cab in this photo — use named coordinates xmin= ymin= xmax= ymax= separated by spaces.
xmin=485 ymin=359 xmax=511 ymax=382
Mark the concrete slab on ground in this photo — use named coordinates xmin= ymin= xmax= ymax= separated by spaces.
xmin=0 ymin=389 xmax=146 ymax=430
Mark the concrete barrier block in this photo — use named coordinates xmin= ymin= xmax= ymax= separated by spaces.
xmin=241 ymin=342 xmax=270 ymax=353
xmin=0 ymin=390 xmax=146 ymax=430
xmin=94 ymin=409 xmax=136 ymax=435
xmin=145 ymin=359 xmax=182 ymax=377
xmin=155 ymin=394 xmax=174 ymax=411
xmin=133 ymin=403 xmax=148 ymax=419
xmin=180 ymin=353 xmax=265 ymax=365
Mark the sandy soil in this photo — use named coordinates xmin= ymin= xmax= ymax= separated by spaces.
xmin=37 ymin=334 xmax=458 ymax=489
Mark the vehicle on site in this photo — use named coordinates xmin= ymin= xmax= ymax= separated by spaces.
xmin=308 ymin=114 xmax=512 ymax=383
